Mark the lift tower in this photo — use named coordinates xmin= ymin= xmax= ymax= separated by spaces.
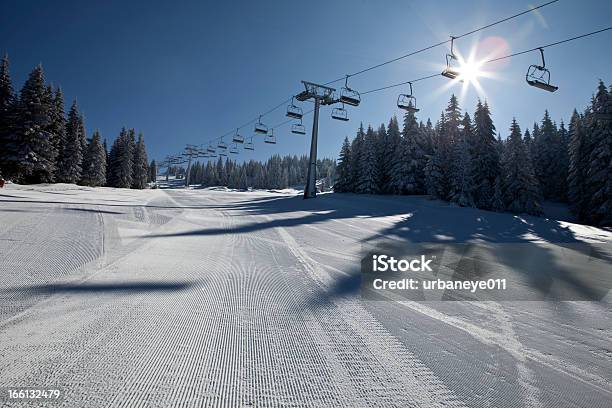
xmin=295 ymin=81 xmax=336 ymax=199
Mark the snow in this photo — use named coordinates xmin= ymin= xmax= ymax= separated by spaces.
xmin=1 ymin=183 xmax=611 ymax=407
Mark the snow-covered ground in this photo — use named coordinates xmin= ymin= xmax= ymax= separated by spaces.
xmin=0 ymin=183 xmax=611 ymax=407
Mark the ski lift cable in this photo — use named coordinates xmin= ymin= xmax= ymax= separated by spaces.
xmin=323 ymin=0 xmax=561 ymax=85
xmin=359 ymin=26 xmax=612 ymax=96
xmin=195 ymin=0 xmax=562 ymax=149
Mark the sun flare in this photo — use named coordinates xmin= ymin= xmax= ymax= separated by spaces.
xmin=457 ymin=57 xmax=485 ymax=85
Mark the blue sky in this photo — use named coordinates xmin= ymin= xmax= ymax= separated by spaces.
xmin=2 ymin=0 xmax=611 ymax=163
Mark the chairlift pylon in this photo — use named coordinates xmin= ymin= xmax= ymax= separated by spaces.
xmin=331 ymin=103 xmax=349 ymax=121
xmin=254 ymin=115 xmax=268 ymax=134
xmin=397 ymin=82 xmax=419 ymax=113
xmin=286 ymin=97 xmax=303 ymax=119
xmin=441 ymin=36 xmax=463 ymax=82
xmin=264 ymin=128 xmax=277 ymax=144
xmin=526 ymin=48 xmax=558 ymax=92
xmin=232 ymin=128 xmax=244 ymax=144
xmin=339 ymin=75 xmax=361 ymax=106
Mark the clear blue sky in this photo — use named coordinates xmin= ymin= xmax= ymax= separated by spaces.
xmin=2 ymin=0 xmax=611 ymax=163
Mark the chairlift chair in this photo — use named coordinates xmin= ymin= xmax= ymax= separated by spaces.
xmin=339 ymin=75 xmax=361 ymax=106
xmin=525 ymin=48 xmax=558 ymax=92
xmin=217 ymin=138 xmax=228 ymax=149
xmin=291 ymin=123 xmax=306 ymax=135
xmin=397 ymin=82 xmax=419 ymax=113
xmin=219 ymin=151 xmax=228 ymax=157
xmin=232 ymin=128 xmax=244 ymax=144
xmin=207 ymin=144 xmax=216 ymax=153
xmin=441 ymin=37 xmax=463 ymax=81
xmin=230 ymin=143 xmax=239 ymax=154
xmin=264 ymin=128 xmax=277 ymax=144
xmin=254 ymin=115 xmax=268 ymax=134
xmin=286 ymin=97 xmax=303 ymax=119
xmin=244 ymin=138 xmax=255 ymax=151
xmin=331 ymin=104 xmax=349 ymax=121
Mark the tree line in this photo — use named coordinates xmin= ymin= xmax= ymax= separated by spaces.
xmin=0 ymin=54 xmax=154 ymax=188
xmin=185 ymin=154 xmax=336 ymax=190
xmin=334 ymin=81 xmax=612 ymax=227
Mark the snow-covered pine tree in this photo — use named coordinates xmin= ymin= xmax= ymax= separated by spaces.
xmin=533 ymin=110 xmax=562 ymax=200
xmin=4 ymin=65 xmax=57 ymax=183
xmin=216 ymin=156 xmax=226 ymax=186
xmin=58 ymin=100 xmax=84 ymax=183
xmin=501 ymin=119 xmax=542 ymax=215
xmin=425 ymin=113 xmax=451 ymax=200
xmin=555 ymin=120 xmax=569 ymax=201
xmin=49 ymin=88 xmax=66 ymax=171
xmin=449 ymin=113 xmax=474 ymax=207
xmin=567 ymin=110 xmax=589 ymax=221
xmin=108 ymin=127 xmax=133 ymax=188
xmin=401 ymin=108 xmax=426 ymax=194
xmin=81 ymin=130 xmax=107 ymax=187
xmin=334 ymin=137 xmax=352 ymax=192
xmin=355 ymin=125 xmax=379 ymax=194
xmin=149 ymin=159 xmax=157 ymax=183
xmin=375 ymin=123 xmax=387 ymax=191
xmin=470 ymin=100 xmax=500 ymax=209
xmin=349 ymin=123 xmax=366 ymax=192
xmin=0 ymin=53 xmax=15 ymax=176
xmin=585 ymin=81 xmax=612 ymax=226
xmin=523 ymin=128 xmax=533 ymax=160
xmin=131 ymin=132 xmax=148 ymax=189
xmin=385 ymin=116 xmax=407 ymax=194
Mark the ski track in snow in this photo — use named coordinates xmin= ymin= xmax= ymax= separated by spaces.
xmin=0 ymin=184 xmax=611 ymax=407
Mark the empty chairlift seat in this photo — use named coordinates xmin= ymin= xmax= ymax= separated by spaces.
xmin=286 ymin=97 xmax=303 ymax=119
xmin=525 ymin=48 xmax=558 ymax=92
xmin=291 ymin=123 xmax=306 ymax=135
xmin=331 ymin=105 xmax=349 ymax=121
xmin=254 ymin=115 xmax=268 ymax=134
xmin=264 ymin=129 xmax=277 ymax=144
xmin=441 ymin=37 xmax=463 ymax=81
xmin=232 ymin=129 xmax=244 ymax=144
xmin=397 ymin=82 xmax=419 ymax=113
xmin=339 ymin=75 xmax=360 ymax=106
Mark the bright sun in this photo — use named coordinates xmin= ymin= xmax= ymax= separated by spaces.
xmin=458 ymin=57 xmax=485 ymax=84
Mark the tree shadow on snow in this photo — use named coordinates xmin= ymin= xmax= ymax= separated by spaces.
xmin=146 ymin=193 xmax=610 ymax=306
xmin=15 ymin=280 xmax=195 ymax=296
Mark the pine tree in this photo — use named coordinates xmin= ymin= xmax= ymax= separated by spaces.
xmin=58 ymin=100 xmax=84 ymax=183
xmin=4 ymin=65 xmax=57 ymax=183
xmin=380 ymin=116 xmax=400 ymax=193
xmin=470 ymin=100 xmax=500 ymax=209
xmin=586 ymin=81 xmax=612 ymax=226
xmin=533 ymin=110 xmax=563 ymax=200
xmin=501 ymin=119 xmax=542 ymax=215
xmin=355 ymin=125 xmax=379 ymax=194
xmin=131 ymin=132 xmax=148 ymax=189
xmin=567 ymin=110 xmax=589 ymax=220
xmin=349 ymin=124 xmax=366 ymax=192
xmin=149 ymin=159 xmax=157 ymax=183
xmin=0 ymin=53 xmax=15 ymax=176
xmin=49 ymin=88 xmax=66 ymax=169
xmin=425 ymin=113 xmax=451 ymax=200
xmin=449 ymin=113 xmax=474 ymax=206
xmin=334 ymin=137 xmax=352 ymax=192
xmin=81 ymin=130 xmax=107 ymax=186
xmin=107 ymin=128 xmax=133 ymax=188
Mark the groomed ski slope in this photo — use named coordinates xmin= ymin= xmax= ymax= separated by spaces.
xmin=0 ymin=183 xmax=611 ymax=407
